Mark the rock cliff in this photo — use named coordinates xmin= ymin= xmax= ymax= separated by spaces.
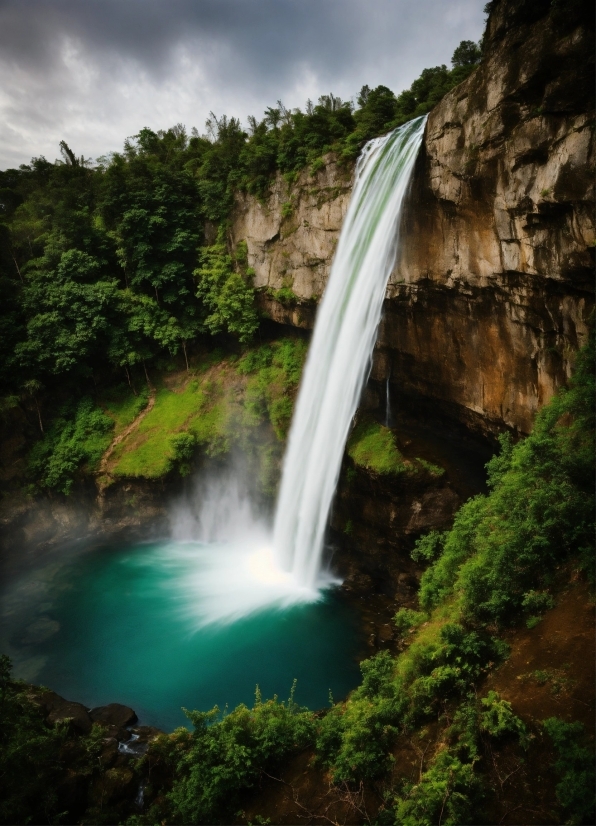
xmin=232 ymin=0 xmax=595 ymax=435
xmin=230 ymin=156 xmax=353 ymax=328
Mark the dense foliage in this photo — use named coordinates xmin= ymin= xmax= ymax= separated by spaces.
xmin=0 ymin=655 xmax=121 ymax=826
xmin=0 ymin=655 xmax=67 ymax=824
xmin=0 ymin=37 xmax=481 ymax=492
xmin=132 ymin=687 xmax=314 ymax=825
xmin=313 ymin=333 xmax=593 ymax=824
xmin=28 ymin=397 xmax=113 ymax=493
xmin=414 ymin=335 xmax=595 ymax=626
xmin=543 ymin=717 xmax=595 ymax=824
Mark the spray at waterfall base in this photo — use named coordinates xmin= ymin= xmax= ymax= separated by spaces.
xmin=166 ymin=117 xmax=427 ymax=625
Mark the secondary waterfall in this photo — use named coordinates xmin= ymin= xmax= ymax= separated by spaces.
xmin=273 ymin=115 xmax=426 ymax=589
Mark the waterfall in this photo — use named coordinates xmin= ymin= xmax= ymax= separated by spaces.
xmin=273 ymin=116 xmax=426 ymax=589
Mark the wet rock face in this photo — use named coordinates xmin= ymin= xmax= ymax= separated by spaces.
xmin=332 ymin=457 xmax=462 ymax=600
xmin=387 ymin=0 xmax=595 ymax=434
xmin=231 ymin=0 xmax=594 ymax=435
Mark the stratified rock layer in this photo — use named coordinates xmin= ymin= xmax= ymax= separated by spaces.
xmin=385 ymin=0 xmax=595 ymax=434
xmin=230 ymin=156 xmax=352 ymax=328
xmin=232 ymin=0 xmax=595 ymax=435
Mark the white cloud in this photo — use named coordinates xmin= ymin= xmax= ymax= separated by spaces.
xmin=0 ymin=0 xmax=485 ymax=168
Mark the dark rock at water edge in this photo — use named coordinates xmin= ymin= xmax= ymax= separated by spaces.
xmin=90 ymin=702 xmax=138 ymax=728
xmin=30 ymin=688 xmax=93 ymax=735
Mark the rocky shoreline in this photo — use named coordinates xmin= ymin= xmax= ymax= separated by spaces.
xmin=22 ymin=689 xmax=162 ymax=820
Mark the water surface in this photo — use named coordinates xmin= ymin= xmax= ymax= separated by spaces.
xmin=1 ymin=539 xmax=361 ymax=731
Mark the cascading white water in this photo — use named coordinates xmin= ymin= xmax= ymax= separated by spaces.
xmin=273 ymin=116 xmax=427 ymax=589
xmin=159 ymin=116 xmax=425 ymax=625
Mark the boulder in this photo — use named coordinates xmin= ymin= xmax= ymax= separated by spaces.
xmin=90 ymin=702 xmax=138 ymax=728
xmin=32 ymin=689 xmax=92 ymax=735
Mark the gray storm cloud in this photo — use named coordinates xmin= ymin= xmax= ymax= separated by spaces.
xmin=0 ymin=0 xmax=485 ymax=169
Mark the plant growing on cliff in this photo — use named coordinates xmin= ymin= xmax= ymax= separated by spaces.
xmin=312 ymin=334 xmax=594 ymax=820
xmin=0 ymin=657 xmax=67 ymax=825
xmin=414 ymin=331 xmax=595 ymax=625
xmin=543 ymin=717 xmax=595 ymax=825
xmin=238 ymin=337 xmax=307 ymax=440
xmin=347 ymin=418 xmax=408 ymax=475
xmin=394 ymin=608 xmax=427 ymax=637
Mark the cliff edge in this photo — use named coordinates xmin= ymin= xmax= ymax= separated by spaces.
xmin=232 ymin=0 xmax=595 ymax=435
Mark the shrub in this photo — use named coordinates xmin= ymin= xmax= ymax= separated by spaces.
xmin=239 ymin=337 xmax=307 ymax=440
xmin=0 ymin=656 xmax=109 ymax=825
xmin=162 ymin=690 xmax=315 ymax=825
xmin=358 ymin=650 xmax=395 ymax=699
xmin=543 ymin=718 xmax=595 ymax=825
xmin=399 ymin=624 xmax=508 ymax=725
xmin=347 ymin=418 xmax=407 ymax=475
xmin=0 ymin=657 xmax=66 ymax=824
xmin=394 ymin=608 xmax=427 ymax=637
xmin=28 ymin=397 xmax=113 ymax=493
xmin=416 ymin=496 xmax=487 ymax=611
xmin=316 ymin=652 xmax=405 ymax=782
xmin=521 ymin=590 xmax=555 ymax=615
xmin=411 ymin=530 xmax=445 ymax=564
xmin=415 ymin=330 xmax=594 ymax=624
xmin=317 ymin=696 xmax=401 ymax=783
xmin=479 ymin=691 xmax=528 ymax=747
xmin=270 ymin=285 xmax=298 ymax=306
xmin=391 ymin=690 xmax=524 ymax=826
xmin=195 ymin=228 xmax=259 ymax=343
xmin=393 ymin=748 xmax=482 ymax=826
xmin=169 ymin=431 xmax=197 ymax=476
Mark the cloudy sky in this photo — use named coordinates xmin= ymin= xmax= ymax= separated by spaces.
xmin=0 ymin=0 xmax=485 ymax=170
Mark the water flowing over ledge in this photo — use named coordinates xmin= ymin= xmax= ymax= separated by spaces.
xmin=147 ymin=118 xmax=427 ymax=628
xmin=273 ymin=116 xmax=427 ymax=588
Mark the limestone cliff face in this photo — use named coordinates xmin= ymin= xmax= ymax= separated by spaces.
xmin=230 ymin=156 xmax=353 ymax=327
xmin=383 ymin=0 xmax=595 ymax=434
xmin=231 ymin=0 xmax=594 ymax=434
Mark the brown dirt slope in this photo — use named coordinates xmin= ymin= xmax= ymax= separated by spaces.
xmin=238 ymin=577 xmax=595 ymax=826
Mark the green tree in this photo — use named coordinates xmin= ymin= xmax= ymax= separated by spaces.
xmin=451 ymin=40 xmax=482 ymax=68
xmin=195 ymin=229 xmax=258 ymax=343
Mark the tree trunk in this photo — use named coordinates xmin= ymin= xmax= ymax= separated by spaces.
xmin=34 ymin=397 xmax=44 ymax=434
xmin=142 ymin=360 xmax=152 ymax=389
xmin=182 ymin=341 xmax=189 ymax=372
xmin=125 ymin=366 xmax=137 ymax=395
xmin=11 ymin=251 xmax=24 ymax=284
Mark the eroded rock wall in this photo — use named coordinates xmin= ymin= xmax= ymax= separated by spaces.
xmin=383 ymin=0 xmax=595 ymax=434
xmin=231 ymin=0 xmax=594 ymax=435
xmin=230 ymin=155 xmax=353 ymax=328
